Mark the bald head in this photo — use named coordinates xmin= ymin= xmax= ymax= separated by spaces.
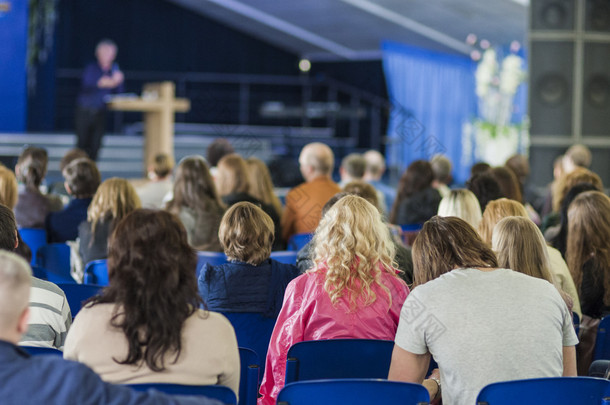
xmin=0 ymin=251 xmax=31 ymax=342
xmin=299 ymin=143 xmax=334 ymax=181
xmin=363 ymin=150 xmax=386 ymax=181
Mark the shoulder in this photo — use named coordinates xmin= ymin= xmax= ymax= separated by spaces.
xmin=31 ymin=277 xmax=66 ymax=297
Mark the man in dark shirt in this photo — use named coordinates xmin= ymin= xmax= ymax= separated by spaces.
xmin=75 ymin=39 xmax=124 ymax=161
xmin=0 ymin=250 xmax=222 ymax=405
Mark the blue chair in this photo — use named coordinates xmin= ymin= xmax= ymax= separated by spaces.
xmin=287 ymin=233 xmax=312 ymax=251
xmin=277 ymin=379 xmax=430 ymax=405
xmin=595 ymin=316 xmax=610 ymax=361
xmin=284 ymin=339 xmax=395 ymax=384
xmin=476 ymin=377 xmax=610 ymax=405
xmin=83 ymin=259 xmax=109 ymax=286
xmin=196 ymin=251 xmax=228 ymax=278
xmin=20 ymin=346 xmax=63 ymax=356
xmin=270 ymin=251 xmax=298 ymax=265
xmin=573 ymin=312 xmax=580 ymax=335
xmin=127 ymin=383 xmax=236 ymax=404
xmin=238 ymin=347 xmax=260 ymax=405
xmin=19 ymin=228 xmax=47 ymax=266
xmin=400 ymin=224 xmax=423 ymax=247
xmin=31 ymin=265 xmax=49 ymax=280
xmin=56 ymin=283 xmax=102 ymax=317
xmin=36 ymin=243 xmax=73 ymax=283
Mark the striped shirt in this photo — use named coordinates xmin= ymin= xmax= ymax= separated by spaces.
xmin=19 ymin=277 xmax=72 ymax=350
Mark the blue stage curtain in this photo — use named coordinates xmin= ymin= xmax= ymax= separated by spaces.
xmin=382 ymin=41 xmax=477 ymax=185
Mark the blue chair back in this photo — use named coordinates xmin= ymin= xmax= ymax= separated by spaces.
xmin=31 ymin=266 xmax=49 ymax=280
xmin=222 ymin=312 xmax=276 ymax=381
xmin=239 ymin=347 xmax=260 ymax=405
xmin=19 ymin=228 xmax=47 ymax=266
xmin=287 ymin=233 xmax=312 ymax=251
xmin=400 ymin=224 xmax=423 ymax=247
xmin=277 ymin=379 xmax=430 ymax=405
xmin=84 ymin=259 xmax=109 ymax=286
xmin=127 ymin=383 xmax=236 ymax=404
xmin=476 ymin=377 xmax=610 ymax=405
xmin=596 ymin=316 xmax=610 ymax=361
xmin=284 ymin=339 xmax=394 ymax=384
xmin=20 ymin=346 xmax=63 ymax=356
xmin=270 ymin=251 xmax=298 ymax=265
xmin=196 ymin=251 xmax=228 ymax=278
xmin=56 ymin=283 xmax=102 ymax=317
xmin=36 ymin=243 xmax=73 ymax=283
xmin=573 ymin=312 xmax=580 ymax=335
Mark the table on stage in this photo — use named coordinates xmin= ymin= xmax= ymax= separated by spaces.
xmin=107 ymin=81 xmax=190 ymax=173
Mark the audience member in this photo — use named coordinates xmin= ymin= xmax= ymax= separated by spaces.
xmin=338 ymin=153 xmax=366 ymax=187
xmin=389 ymin=160 xmax=441 ymax=225
xmin=216 ymin=154 xmax=282 ymax=249
xmin=0 ymin=250 xmax=219 ymax=404
xmin=296 ymin=187 xmax=414 ymax=284
xmin=199 ymin=202 xmax=299 ymax=318
xmin=166 ymin=156 xmax=224 ymax=251
xmin=281 ymin=142 xmax=341 ymax=241
xmin=437 ymin=189 xmax=482 ymax=229
xmin=492 ymin=216 xmax=573 ymax=312
xmin=541 ymin=154 xmax=566 ymax=218
xmin=478 ymin=198 xmax=581 ymax=318
xmin=563 ymin=144 xmax=592 ymax=173
xmin=14 ymin=147 xmax=63 ymax=228
xmin=470 ymin=161 xmax=491 ymax=177
xmin=389 ymin=216 xmax=578 ymax=405
xmin=505 ymin=154 xmax=544 ymax=213
xmin=245 ymin=157 xmax=283 ymax=227
xmin=0 ymin=205 xmax=72 ymax=350
xmin=363 ymin=150 xmax=396 ymax=215
xmin=45 ymin=158 xmax=100 ymax=243
xmin=206 ymin=138 xmax=234 ymax=178
xmin=0 ymin=167 xmax=18 ymax=209
xmin=430 ymin=154 xmax=452 ymax=198
xmin=259 ymin=196 xmax=409 ymax=404
xmin=48 ymin=148 xmax=90 ymax=199
xmin=136 ymin=153 xmax=174 ymax=209
xmin=78 ymin=178 xmax=141 ymax=266
xmin=467 ymin=171 xmax=503 ymax=212
xmin=491 ymin=166 xmax=540 ymax=224
xmin=64 ymin=209 xmax=240 ymax=394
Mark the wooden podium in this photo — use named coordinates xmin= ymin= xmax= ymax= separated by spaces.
xmin=107 ymin=81 xmax=190 ymax=173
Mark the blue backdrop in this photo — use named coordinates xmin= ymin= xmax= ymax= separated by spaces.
xmin=382 ymin=41 xmax=477 ymax=185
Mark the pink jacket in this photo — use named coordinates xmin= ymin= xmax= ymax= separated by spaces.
xmin=257 ymin=268 xmax=409 ymax=404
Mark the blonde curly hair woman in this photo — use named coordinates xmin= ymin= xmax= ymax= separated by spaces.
xmin=258 ymin=195 xmax=409 ymax=404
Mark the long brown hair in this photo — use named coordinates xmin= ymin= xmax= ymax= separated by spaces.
xmin=389 ymin=160 xmax=434 ymax=224
xmin=478 ymin=198 xmax=528 ymax=245
xmin=552 ymin=167 xmax=603 ymax=212
xmin=566 ymin=191 xmax=610 ymax=305
xmin=90 ymin=209 xmax=204 ymax=371
xmin=216 ymin=153 xmax=250 ymax=197
xmin=166 ymin=156 xmax=223 ymax=214
xmin=491 ymin=166 xmax=523 ymax=203
xmin=412 ymin=216 xmax=498 ymax=287
xmin=246 ymin=157 xmax=282 ymax=218
xmin=87 ymin=178 xmax=141 ymax=237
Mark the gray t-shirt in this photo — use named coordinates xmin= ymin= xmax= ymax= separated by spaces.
xmin=394 ymin=268 xmax=579 ymax=405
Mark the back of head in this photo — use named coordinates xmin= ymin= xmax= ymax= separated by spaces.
xmin=299 ymin=142 xmax=334 ymax=177
xmin=16 ymin=147 xmax=48 ymax=189
xmin=437 ymin=189 xmax=483 ymax=230
xmin=101 ymin=209 xmax=201 ymax=371
xmin=492 ymin=216 xmax=553 ymax=282
xmin=390 ymin=160 xmax=435 ymax=224
xmin=363 ymin=150 xmax=386 ymax=178
xmin=0 ymin=251 xmax=31 ymax=334
xmin=312 ymin=195 xmax=399 ymax=307
xmin=478 ymin=198 xmax=528 ymax=244
xmin=206 ymin=138 xmax=234 ymax=168
xmin=59 ymin=148 xmax=89 ymax=172
xmin=467 ymin=172 xmax=503 ymax=213
xmin=412 ymin=216 xmax=498 ymax=287
xmin=150 ymin=153 xmax=174 ymax=179
xmin=566 ymin=191 xmax=610 ymax=299
xmin=342 ymin=180 xmax=379 ymax=209
xmin=169 ymin=156 xmax=219 ymax=212
xmin=219 ymin=202 xmax=274 ymax=265
xmin=430 ymin=154 xmax=452 ymax=184
xmin=0 ymin=204 xmax=17 ymax=252
xmin=565 ymin=144 xmax=592 ymax=169
xmin=246 ymin=157 xmax=281 ymax=214
xmin=88 ymin=178 xmax=141 ymax=231
xmin=470 ymin=162 xmax=491 ymax=177
xmin=0 ymin=168 xmax=18 ymax=209
xmin=216 ymin=153 xmax=249 ymax=196
xmin=490 ymin=166 xmax=523 ymax=203
xmin=341 ymin=153 xmax=366 ymax=180
xmin=553 ymin=167 xmax=603 ymax=212
xmin=505 ymin=154 xmax=530 ymax=185
xmin=62 ymin=158 xmax=101 ymax=198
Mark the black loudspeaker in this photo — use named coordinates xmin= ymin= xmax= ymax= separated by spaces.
xmin=529 ymin=41 xmax=574 ymax=136
xmin=531 ymin=0 xmax=575 ymax=30
xmin=582 ymin=42 xmax=610 ymax=135
xmin=586 ymin=0 xmax=610 ymax=32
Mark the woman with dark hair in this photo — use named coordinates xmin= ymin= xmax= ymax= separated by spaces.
xmin=63 ymin=209 xmax=240 ymax=394
xmin=166 ymin=156 xmax=225 ymax=251
xmin=389 ymin=160 xmax=441 ymax=225
xmin=467 ymin=172 xmax=503 ymax=212
xmin=389 ymin=216 xmax=577 ymax=405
